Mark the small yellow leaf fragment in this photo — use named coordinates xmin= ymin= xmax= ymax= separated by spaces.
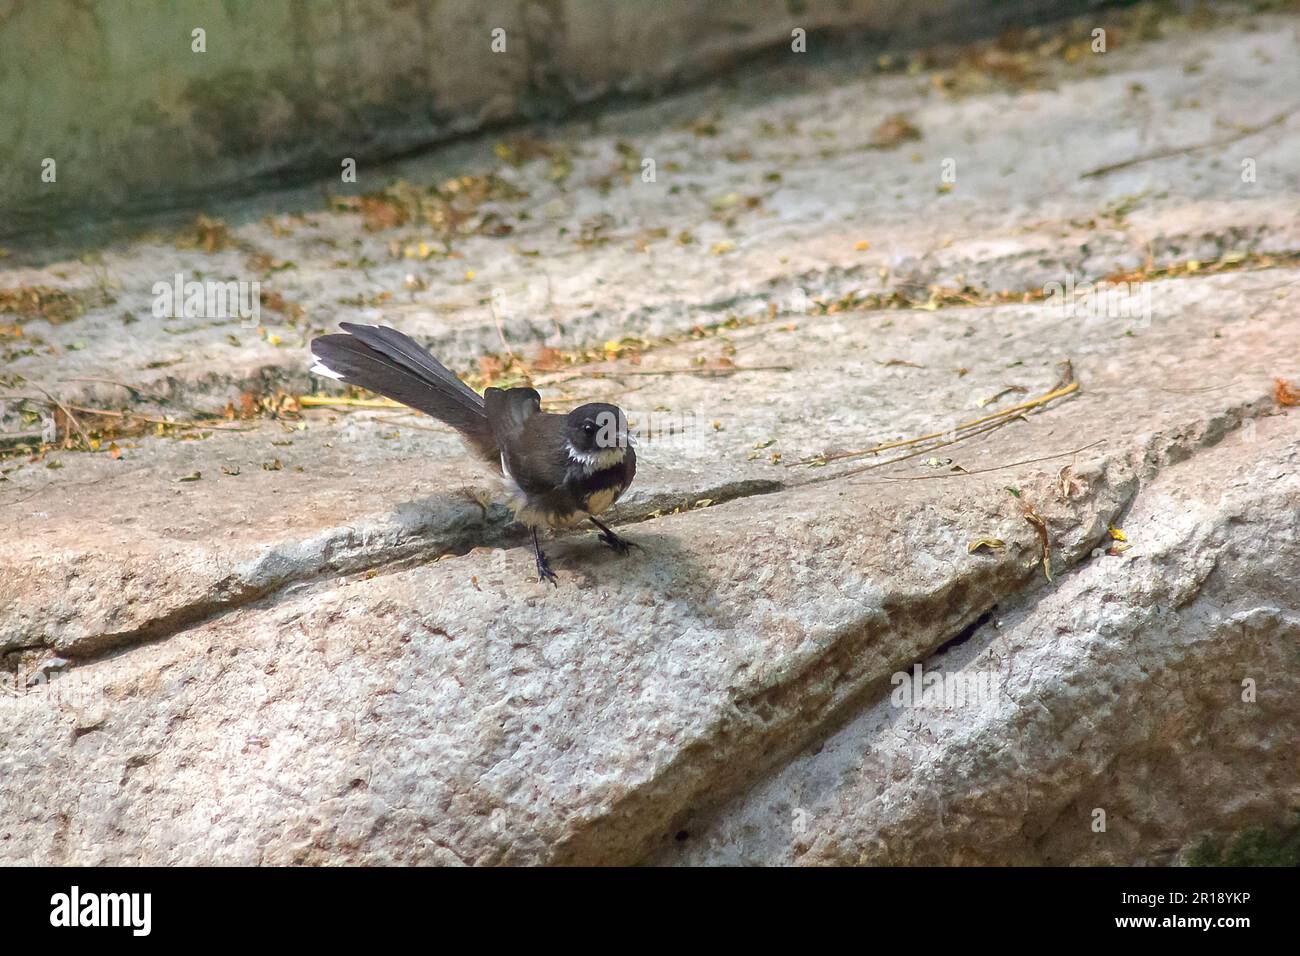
xmin=1108 ymin=527 xmax=1127 ymax=542
xmin=968 ymin=537 xmax=1006 ymax=554
xmin=710 ymin=240 xmax=735 ymax=255
xmin=854 ymin=240 xmax=871 ymax=251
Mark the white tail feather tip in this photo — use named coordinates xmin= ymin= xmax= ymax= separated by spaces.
xmin=310 ymin=361 xmax=344 ymax=380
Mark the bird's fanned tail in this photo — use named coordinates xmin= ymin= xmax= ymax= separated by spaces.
xmin=309 ymin=323 xmax=498 ymax=464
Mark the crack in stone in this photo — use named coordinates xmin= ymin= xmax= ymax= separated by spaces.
xmin=44 ymin=476 xmax=789 ymax=667
xmin=560 ymin=399 xmax=1285 ymax=864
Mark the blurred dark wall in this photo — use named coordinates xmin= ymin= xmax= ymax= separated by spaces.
xmin=0 ymin=0 xmax=1086 ymax=237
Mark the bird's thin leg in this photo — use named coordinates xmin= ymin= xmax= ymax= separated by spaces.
xmin=589 ymin=515 xmax=639 ymax=554
xmin=532 ymin=527 xmax=558 ymax=586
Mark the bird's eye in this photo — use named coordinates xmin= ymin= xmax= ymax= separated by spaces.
xmin=582 ymin=421 xmax=595 ymax=434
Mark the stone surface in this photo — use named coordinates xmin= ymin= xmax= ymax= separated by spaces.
xmin=4 ymin=4 xmax=1298 ymax=397
xmin=2 ymin=5 xmax=1298 ymax=865
xmin=655 ymin=412 xmax=1300 ymax=865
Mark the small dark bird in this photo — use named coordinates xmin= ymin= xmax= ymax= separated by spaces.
xmin=309 ymin=323 xmax=637 ymax=585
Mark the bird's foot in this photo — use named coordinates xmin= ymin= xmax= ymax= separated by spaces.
xmin=599 ymin=529 xmax=638 ymax=554
xmin=590 ymin=516 xmax=640 ymax=554
xmin=535 ymin=551 xmax=559 ymax=586
xmin=531 ymin=528 xmax=559 ymax=587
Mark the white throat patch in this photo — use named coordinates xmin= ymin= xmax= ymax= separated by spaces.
xmin=566 ymin=442 xmax=626 ymax=475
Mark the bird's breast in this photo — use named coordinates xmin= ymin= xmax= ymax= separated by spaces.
xmin=582 ymin=484 xmax=623 ymax=517
xmin=511 ymin=499 xmax=589 ymax=529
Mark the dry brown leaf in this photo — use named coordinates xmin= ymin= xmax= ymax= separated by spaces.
xmin=1023 ymin=505 xmax=1052 ymax=581
xmin=176 ymin=215 xmax=232 ymax=253
xmin=531 ymin=347 xmax=564 ymax=371
xmin=0 ymin=286 xmax=85 ymax=324
xmin=1275 ymin=378 xmax=1300 ymax=407
xmin=870 ymin=113 xmax=922 ymax=148
xmin=879 ymin=358 xmax=925 ymax=368
xmin=1056 ymin=464 xmax=1084 ymax=501
xmin=360 ymin=194 xmax=409 ymax=231
xmin=260 ymin=290 xmax=305 ymax=321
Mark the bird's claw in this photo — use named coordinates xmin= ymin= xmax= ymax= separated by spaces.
xmin=531 ymin=527 xmax=559 ymax=587
xmin=598 ymin=530 xmax=639 ymax=554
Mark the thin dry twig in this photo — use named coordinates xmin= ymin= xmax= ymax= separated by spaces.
xmin=535 ymin=364 xmax=792 ymax=388
xmin=63 ymin=405 xmax=245 ymax=430
xmin=867 ymin=439 xmax=1105 ymax=482
xmin=298 ymin=395 xmax=402 ymax=409
xmin=830 ymin=416 xmax=1020 ymax=482
xmin=596 ymin=364 xmax=793 ymax=377
xmin=0 ymin=429 xmax=47 ymax=444
xmin=1158 ymin=382 xmax=1240 ymax=394
xmin=793 ymin=379 xmax=1079 ymax=468
xmin=1080 ymin=106 xmax=1298 ymax=179
xmin=488 ymin=299 xmax=521 ymax=368
xmin=61 ymin=377 xmax=210 ymax=416
xmin=17 ymin=379 xmax=92 ymax=447
xmin=2 ymin=392 xmax=244 ymax=434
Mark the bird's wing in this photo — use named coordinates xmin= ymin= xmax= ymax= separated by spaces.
xmin=484 ymin=386 xmax=541 ymax=437
xmin=500 ymin=412 xmax=571 ymax=495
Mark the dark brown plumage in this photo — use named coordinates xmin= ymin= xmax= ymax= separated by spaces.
xmin=310 ymin=323 xmax=637 ymax=584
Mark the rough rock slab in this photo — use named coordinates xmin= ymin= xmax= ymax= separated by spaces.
xmin=4 ymin=266 xmax=1294 ymax=657
xmin=3 ymin=271 xmax=1295 ymax=863
xmin=655 ymin=412 xmax=1300 ymax=866
xmin=2 ymin=7 xmax=1299 ymax=865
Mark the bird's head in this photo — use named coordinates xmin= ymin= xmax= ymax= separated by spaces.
xmin=565 ymin=403 xmax=633 ymax=465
